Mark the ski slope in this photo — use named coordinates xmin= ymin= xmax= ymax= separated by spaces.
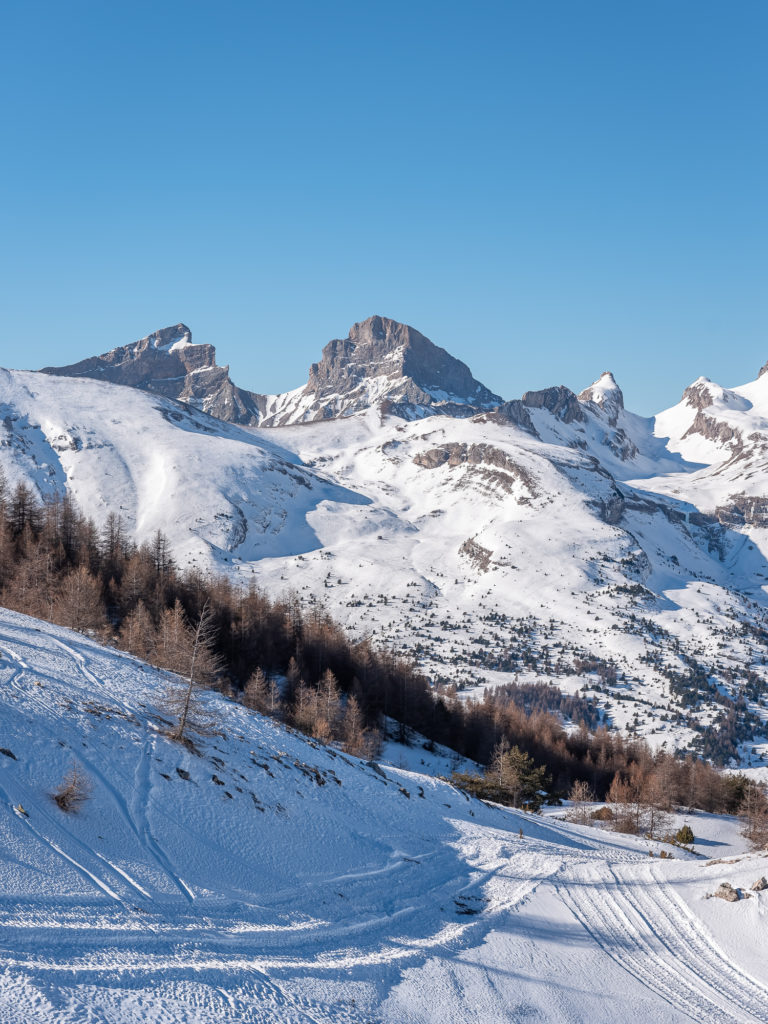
xmin=0 ymin=610 xmax=767 ymax=1022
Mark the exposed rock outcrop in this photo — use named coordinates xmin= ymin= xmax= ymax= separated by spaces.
xmin=42 ymin=324 xmax=267 ymax=426
xmin=578 ymin=371 xmax=624 ymax=426
xmin=682 ymin=379 xmax=716 ymax=411
xmin=261 ymin=316 xmax=502 ymax=425
xmin=594 ymin=488 xmax=625 ymax=525
xmin=682 ymin=411 xmax=743 ymax=450
xmin=710 ymin=882 xmax=744 ymax=902
xmin=522 ymin=386 xmax=585 ymax=424
xmin=412 ymin=442 xmax=536 ymax=496
xmin=478 ymin=400 xmax=538 ymax=436
xmin=606 ymin=427 xmax=639 ymax=462
xmin=715 ymin=494 xmax=768 ymax=529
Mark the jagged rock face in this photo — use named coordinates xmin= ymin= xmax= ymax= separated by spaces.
xmin=411 ymin=442 xmax=537 ymax=497
xmin=603 ymin=427 xmax=638 ymax=462
xmin=715 ymin=494 xmax=768 ymax=528
xmin=594 ymin=488 xmax=625 ymax=525
xmin=262 ymin=316 xmax=502 ymax=425
xmin=578 ymin=372 xmax=624 ymax=426
xmin=41 ymin=325 xmax=266 ymax=426
xmin=41 ymin=315 xmax=501 ymax=428
xmin=682 ymin=379 xmax=716 ymax=411
xmin=42 ymin=324 xmax=214 ymax=385
xmin=522 ymin=386 xmax=585 ymax=424
xmin=479 ymin=400 xmax=538 ymax=436
xmin=683 ymin=410 xmax=743 ymax=450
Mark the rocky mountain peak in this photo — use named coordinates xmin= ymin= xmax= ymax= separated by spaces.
xmin=140 ymin=323 xmax=194 ymax=352
xmin=578 ymin=371 xmax=624 ymax=426
xmin=314 ymin=316 xmax=498 ymax=402
xmin=578 ymin=371 xmax=623 ymax=408
xmin=41 ymin=325 xmax=266 ymax=426
xmin=682 ymin=377 xmax=715 ymax=411
xmin=521 ymin=385 xmax=585 ymax=424
xmin=43 ymin=323 xmax=215 ymax=379
xmin=262 ymin=316 xmax=502 ymax=425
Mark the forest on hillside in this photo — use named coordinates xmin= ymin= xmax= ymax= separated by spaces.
xmin=0 ymin=475 xmax=763 ymax=824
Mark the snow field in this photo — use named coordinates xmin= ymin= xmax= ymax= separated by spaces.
xmin=0 ymin=609 xmax=767 ymax=1021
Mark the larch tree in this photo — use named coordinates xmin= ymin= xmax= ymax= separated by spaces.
xmin=566 ymin=780 xmax=595 ymax=825
xmin=118 ymin=599 xmax=157 ymax=662
xmin=53 ymin=565 xmax=107 ymax=634
xmin=172 ymin=600 xmax=221 ymax=744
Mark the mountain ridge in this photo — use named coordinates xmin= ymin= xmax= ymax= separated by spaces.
xmin=39 ymin=315 xmax=507 ymax=426
xmin=14 ymin=318 xmax=768 ymax=764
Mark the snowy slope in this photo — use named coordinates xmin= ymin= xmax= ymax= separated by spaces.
xmin=0 ymin=369 xmax=365 ymax=564
xmin=242 ymin=406 xmax=768 ymax=761
xmin=1 ymin=608 xmax=768 ymax=1022
xmin=4 ymin=362 xmax=768 ymax=760
xmin=639 ymin=370 xmax=768 ymax=517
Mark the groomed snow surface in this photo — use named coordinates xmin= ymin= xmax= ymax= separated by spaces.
xmin=0 ymin=610 xmax=767 ymax=1023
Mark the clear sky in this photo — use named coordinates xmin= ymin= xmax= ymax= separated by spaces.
xmin=1 ymin=0 xmax=766 ymax=414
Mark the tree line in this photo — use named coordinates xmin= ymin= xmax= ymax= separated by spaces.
xmin=0 ymin=476 xmax=752 ymax=814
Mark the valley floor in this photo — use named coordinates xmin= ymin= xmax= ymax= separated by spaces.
xmin=0 ymin=610 xmax=766 ymax=1023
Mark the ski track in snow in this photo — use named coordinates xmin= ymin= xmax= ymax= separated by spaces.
xmin=0 ymin=610 xmax=767 ymax=1021
xmin=559 ymin=859 xmax=768 ymax=1023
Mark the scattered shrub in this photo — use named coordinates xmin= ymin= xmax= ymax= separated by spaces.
xmin=675 ymin=824 xmax=695 ymax=845
xmin=590 ymin=806 xmax=613 ymax=821
xmin=52 ymin=763 xmax=92 ymax=813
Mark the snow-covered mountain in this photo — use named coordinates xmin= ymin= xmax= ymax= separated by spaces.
xmin=43 ymin=315 xmax=502 ymax=427
xmin=10 ymin=322 xmax=768 ymax=761
xmin=639 ymin=371 xmax=768 ymax=529
xmin=0 ymin=368 xmax=364 ymax=564
xmin=42 ymin=323 xmax=268 ymax=426
xmin=258 ymin=315 xmax=502 ymax=425
xmin=1 ymin=607 xmax=767 ymax=1023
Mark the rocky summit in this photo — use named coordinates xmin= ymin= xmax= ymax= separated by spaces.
xmin=43 ymin=316 xmax=503 ymax=427
xmin=258 ymin=315 xmax=503 ymax=425
xmin=41 ymin=323 xmax=266 ymax=426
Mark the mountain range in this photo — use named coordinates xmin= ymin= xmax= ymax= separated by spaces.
xmin=1 ymin=314 xmax=765 ymax=763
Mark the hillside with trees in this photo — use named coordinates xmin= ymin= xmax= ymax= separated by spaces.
xmin=0 ymin=474 xmax=760 ymax=820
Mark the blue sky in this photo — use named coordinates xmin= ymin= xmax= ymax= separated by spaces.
xmin=1 ymin=0 xmax=765 ymax=414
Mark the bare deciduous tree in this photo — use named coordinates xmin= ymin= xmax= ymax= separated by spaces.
xmin=566 ymin=780 xmax=595 ymax=825
xmin=342 ymin=694 xmax=378 ymax=757
xmin=54 ymin=565 xmax=107 ymax=633
xmin=52 ymin=761 xmax=92 ymax=813
xmin=119 ymin=599 xmax=156 ymax=661
xmin=166 ymin=601 xmax=221 ymax=744
xmin=740 ymin=782 xmax=768 ymax=850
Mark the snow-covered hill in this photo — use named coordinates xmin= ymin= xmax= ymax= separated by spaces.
xmin=638 ymin=371 xmax=768 ymax=526
xmin=0 ymin=368 xmax=365 ymax=564
xmin=1 ymin=608 xmax=768 ymax=1023
xmin=243 ymin=402 xmax=768 ymax=763
xmin=9 ymin=324 xmax=768 ymax=761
